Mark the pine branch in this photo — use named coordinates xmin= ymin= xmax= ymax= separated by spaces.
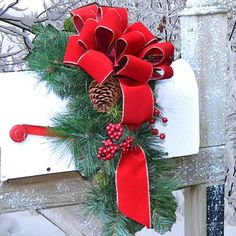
xmin=27 ymin=24 xmax=93 ymax=99
xmin=27 ymin=16 xmax=178 ymax=236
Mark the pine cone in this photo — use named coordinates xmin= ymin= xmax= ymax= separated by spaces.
xmin=89 ymin=77 xmax=121 ymax=112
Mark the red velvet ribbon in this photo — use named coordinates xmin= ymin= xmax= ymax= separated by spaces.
xmin=64 ymin=3 xmax=174 ymax=228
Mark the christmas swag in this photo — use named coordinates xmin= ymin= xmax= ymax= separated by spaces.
xmin=27 ymin=3 xmax=177 ymax=235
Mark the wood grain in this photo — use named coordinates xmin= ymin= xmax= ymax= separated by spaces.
xmin=0 ymin=172 xmax=89 ymax=214
xmin=39 ymin=205 xmax=102 ymax=236
xmin=184 ymin=184 xmax=207 ymax=236
xmin=0 ymin=146 xmax=225 ymax=214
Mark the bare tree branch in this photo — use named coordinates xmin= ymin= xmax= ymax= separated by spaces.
xmin=0 ymin=48 xmax=26 ymax=58
xmin=0 ymin=0 xmax=82 ymax=72
xmin=0 ymin=0 xmax=19 ymax=17
xmin=229 ymin=20 xmax=236 ymax=41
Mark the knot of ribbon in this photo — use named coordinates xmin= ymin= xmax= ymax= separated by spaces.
xmin=64 ymin=3 xmax=174 ymax=228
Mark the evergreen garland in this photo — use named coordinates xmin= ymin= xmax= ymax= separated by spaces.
xmin=27 ymin=24 xmax=177 ymax=235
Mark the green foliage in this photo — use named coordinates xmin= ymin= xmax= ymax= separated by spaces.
xmin=64 ymin=17 xmax=77 ymax=33
xmin=28 ymin=24 xmax=177 ymax=236
xmin=27 ymin=25 xmax=92 ymax=99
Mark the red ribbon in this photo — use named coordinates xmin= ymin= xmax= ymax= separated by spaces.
xmin=64 ymin=3 xmax=174 ymax=228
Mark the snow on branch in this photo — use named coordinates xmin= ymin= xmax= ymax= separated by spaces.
xmin=0 ymin=0 xmax=84 ymax=72
xmin=0 ymin=0 xmax=188 ymax=72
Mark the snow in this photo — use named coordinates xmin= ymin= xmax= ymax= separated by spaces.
xmin=0 ymin=211 xmax=65 ymax=236
xmin=1 ymin=210 xmax=236 ymax=236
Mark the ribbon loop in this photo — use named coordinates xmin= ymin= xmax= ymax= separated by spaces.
xmin=152 ymin=63 xmax=174 ymax=80
xmin=116 ymin=31 xmax=146 ymax=58
xmin=125 ymin=22 xmax=158 ymax=46
xmin=96 ymin=8 xmax=124 ymax=53
xmin=116 ymin=55 xmax=153 ymax=84
xmin=63 ymin=35 xmax=85 ymax=65
xmin=72 ymin=4 xmax=98 ymax=32
xmin=138 ymin=42 xmax=174 ymax=65
xmin=78 ymin=19 xmax=98 ymax=50
xmin=97 ymin=6 xmax=128 ymax=30
xmin=78 ymin=50 xmax=113 ymax=84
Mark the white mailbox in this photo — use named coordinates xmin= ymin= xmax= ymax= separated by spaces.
xmin=0 ymin=71 xmax=75 ymax=181
xmin=0 ymin=59 xmax=199 ymax=180
xmin=155 ymin=59 xmax=199 ymax=157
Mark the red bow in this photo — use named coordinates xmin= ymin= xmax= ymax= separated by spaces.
xmin=64 ymin=3 xmax=174 ymax=228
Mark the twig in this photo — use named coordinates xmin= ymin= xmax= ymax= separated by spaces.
xmin=229 ymin=20 xmax=236 ymax=41
xmin=0 ymin=48 xmax=26 ymax=58
xmin=0 ymin=0 xmax=19 ymax=17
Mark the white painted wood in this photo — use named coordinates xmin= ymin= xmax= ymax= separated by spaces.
xmin=184 ymin=185 xmax=206 ymax=236
xmin=0 ymin=71 xmax=75 ymax=181
xmin=155 ymin=59 xmax=199 ymax=158
xmin=39 ymin=206 xmax=102 ymax=236
xmin=0 ymin=60 xmax=200 ymax=179
xmin=181 ymin=1 xmax=228 ymax=236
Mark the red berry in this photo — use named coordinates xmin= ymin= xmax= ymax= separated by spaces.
xmin=159 ymin=133 xmax=166 ymax=139
xmin=162 ymin=117 xmax=168 ymax=123
xmin=103 ymin=149 xmax=108 ymax=155
xmin=149 ymin=118 xmax=156 ymax=125
xmin=152 ymin=128 xmax=159 ymax=135
xmin=154 ymin=109 xmax=160 ymax=116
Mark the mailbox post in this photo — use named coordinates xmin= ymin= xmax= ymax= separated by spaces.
xmin=180 ymin=0 xmax=227 ymax=235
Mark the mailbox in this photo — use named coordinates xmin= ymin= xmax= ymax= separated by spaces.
xmin=0 ymin=59 xmax=199 ymax=180
xmin=0 ymin=71 xmax=75 ymax=181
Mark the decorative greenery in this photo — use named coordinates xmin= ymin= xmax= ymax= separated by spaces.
xmin=27 ymin=24 xmax=177 ymax=235
xmin=64 ymin=17 xmax=77 ymax=33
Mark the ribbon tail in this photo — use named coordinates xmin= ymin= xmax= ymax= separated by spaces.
xmin=116 ymin=145 xmax=151 ymax=228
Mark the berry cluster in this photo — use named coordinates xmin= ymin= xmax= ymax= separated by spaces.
xmin=149 ymin=108 xmax=168 ymax=140
xmin=106 ymin=123 xmax=123 ymax=140
xmin=97 ymin=123 xmax=135 ymax=161
xmin=152 ymin=108 xmax=168 ymax=123
xmin=120 ymin=136 xmax=134 ymax=154
xmin=154 ymin=108 xmax=160 ymax=116
xmin=152 ymin=128 xmax=165 ymax=139
xmin=97 ymin=139 xmax=118 ymax=161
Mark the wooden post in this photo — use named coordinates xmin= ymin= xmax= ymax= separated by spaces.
xmin=180 ymin=0 xmax=227 ymax=235
xmin=185 ymin=184 xmax=207 ymax=236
